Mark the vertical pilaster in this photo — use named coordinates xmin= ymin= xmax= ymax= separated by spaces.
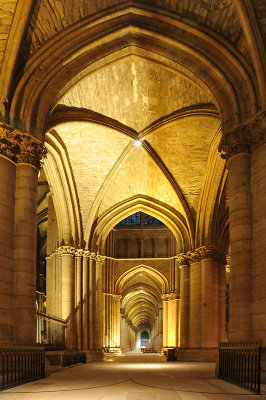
xmin=113 ymin=295 xmax=121 ymax=348
xmin=178 ymin=254 xmax=190 ymax=348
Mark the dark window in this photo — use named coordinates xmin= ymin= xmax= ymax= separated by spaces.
xmin=117 ymin=211 xmax=141 ymax=226
xmin=144 ymin=214 xmax=164 ymax=226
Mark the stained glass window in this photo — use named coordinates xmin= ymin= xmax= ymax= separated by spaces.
xmin=144 ymin=214 xmax=164 ymax=226
xmin=117 ymin=212 xmax=141 ymax=226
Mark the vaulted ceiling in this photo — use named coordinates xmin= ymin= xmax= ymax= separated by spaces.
xmin=1 ymin=0 xmax=265 ymax=252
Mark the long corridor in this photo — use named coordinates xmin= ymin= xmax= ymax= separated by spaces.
xmin=1 ymin=352 xmax=265 ymax=400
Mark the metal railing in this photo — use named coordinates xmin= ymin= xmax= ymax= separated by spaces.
xmin=0 ymin=344 xmax=45 ymax=390
xmin=62 ymin=352 xmax=86 ymax=367
xmin=37 ymin=312 xmax=66 ymax=349
xmin=219 ymin=342 xmax=261 ymax=394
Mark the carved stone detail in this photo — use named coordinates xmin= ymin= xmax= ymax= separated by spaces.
xmin=95 ymin=255 xmax=106 ymax=263
xmin=218 ymin=127 xmax=250 ymax=160
xmin=0 ymin=123 xmax=46 ymax=167
xmin=218 ymin=112 xmax=266 ymax=159
xmin=83 ymin=250 xmax=91 ymax=258
xmin=0 ymin=123 xmax=21 ymax=163
xmin=187 ymin=250 xmax=201 ymax=263
xmin=197 ymin=245 xmax=226 ymax=264
xmin=16 ymin=134 xmax=46 ymax=169
xmin=161 ymin=292 xmax=179 ymax=301
xmin=112 ymin=294 xmax=122 ymax=301
xmin=57 ymin=246 xmax=76 ymax=256
xmin=75 ymin=249 xmax=84 ymax=257
xmin=177 ymin=253 xmax=190 ymax=267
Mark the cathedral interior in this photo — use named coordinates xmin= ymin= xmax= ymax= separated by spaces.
xmin=0 ymin=0 xmax=265 ymax=394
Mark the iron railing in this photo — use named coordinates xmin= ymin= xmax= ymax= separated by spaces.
xmin=219 ymin=342 xmax=261 ymax=394
xmin=0 ymin=344 xmax=45 ymax=390
xmin=62 ymin=352 xmax=86 ymax=367
xmin=37 ymin=312 xmax=66 ymax=348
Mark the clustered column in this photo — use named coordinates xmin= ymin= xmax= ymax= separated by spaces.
xmin=219 ymin=115 xmax=266 ymax=344
xmin=177 ymin=246 xmax=226 ymax=351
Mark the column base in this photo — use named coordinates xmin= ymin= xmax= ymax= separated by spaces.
xmin=103 ymin=347 xmax=122 ymax=355
xmin=177 ymin=347 xmax=218 ymax=361
xmin=84 ymin=349 xmax=104 ymax=362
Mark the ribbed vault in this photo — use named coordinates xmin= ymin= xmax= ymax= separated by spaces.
xmin=116 ymin=265 xmax=167 ymax=332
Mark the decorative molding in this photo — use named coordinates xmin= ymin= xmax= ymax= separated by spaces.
xmin=187 ymin=250 xmax=201 ymax=263
xmin=83 ymin=250 xmax=91 ymax=258
xmin=0 ymin=123 xmax=20 ymax=163
xmin=95 ymin=254 xmax=106 ymax=263
xmin=57 ymin=246 xmax=76 ymax=256
xmin=0 ymin=123 xmax=46 ymax=168
xmin=75 ymin=249 xmax=84 ymax=257
xmin=197 ymin=245 xmax=226 ymax=263
xmin=161 ymin=292 xmax=179 ymax=301
xmin=177 ymin=253 xmax=190 ymax=267
xmin=218 ymin=112 xmax=266 ymax=159
xmin=112 ymin=294 xmax=122 ymax=301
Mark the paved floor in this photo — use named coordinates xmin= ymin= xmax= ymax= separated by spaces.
xmin=1 ymin=351 xmax=266 ymax=399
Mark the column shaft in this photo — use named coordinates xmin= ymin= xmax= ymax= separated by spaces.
xmin=61 ymin=253 xmax=75 ymax=348
xmin=76 ymin=255 xmax=82 ymax=349
xmin=219 ymin=264 xmax=226 ymax=343
xmin=13 ymin=164 xmax=38 ymax=343
xmin=251 ymin=143 xmax=266 ymax=344
xmin=228 ymin=153 xmax=252 ymax=340
xmin=93 ymin=258 xmax=103 ymax=349
xmin=179 ymin=264 xmax=189 ymax=347
xmin=201 ymin=258 xmax=219 ymax=347
xmin=82 ymin=255 xmax=89 ymax=349
xmin=88 ymin=257 xmax=94 ymax=349
xmin=189 ymin=261 xmax=202 ymax=347
xmin=0 ymin=157 xmax=16 ymax=341
xmin=163 ymin=300 xmax=168 ymax=347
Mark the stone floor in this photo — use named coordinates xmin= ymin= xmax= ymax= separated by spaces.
xmin=1 ymin=351 xmax=266 ymax=399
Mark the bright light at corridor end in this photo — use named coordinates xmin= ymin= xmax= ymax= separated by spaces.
xmin=134 ymin=139 xmax=142 ymax=147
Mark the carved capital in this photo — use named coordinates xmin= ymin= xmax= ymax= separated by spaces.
xmin=0 ymin=123 xmax=46 ymax=168
xmin=187 ymin=250 xmax=201 ymax=263
xmin=162 ymin=293 xmax=179 ymax=301
xmin=218 ymin=113 xmax=266 ymax=159
xmin=95 ymin=255 xmax=106 ymax=263
xmin=218 ymin=127 xmax=250 ymax=160
xmin=57 ymin=246 xmax=76 ymax=256
xmin=113 ymin=294 xmax=122 ymax=301
xmin=0 ymin=123 xmax=21 ymax=163
xmin=75 ymin=249 xmax=84 ymax=257
xmin=177 ymin=253 xmax=190 ymax=267
xmin=16 ymin=134 xmax=46 ymax=169
xmin=197 ymin=245 xmax=226 ymax=264
xmin=83 ymin=250 xmax=91 ymax=258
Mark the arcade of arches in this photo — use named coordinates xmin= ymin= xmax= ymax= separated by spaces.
xmin=0 ymin=0 xmax=265 ymax=373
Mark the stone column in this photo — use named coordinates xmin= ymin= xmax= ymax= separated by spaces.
xmin=113 ymin=295 xmax=121 ymax=348
xmin=88 ymin=255 xmax=94 ymax=349
xmin=188 ymin=251 xmax=202 ymax=348
xmin=162 ymin=296 xmax=168 ymax=347
xmin=59 ymin=246 xmax=76 ymax=349
xmin=158 ymin=305 xmax=163 ymax=349
xmin=0 ymin=124 xmax=17 ymax=342
xmin=167 ymin=293 xmax=179 ymax=347
xmin=75 ymin=250 xmax=83 ymax=350
xmin=219 ymin=262 xmax=226 ymax=343
xmin=250 ymin=122 xmax=266 ymax=344
xmin=82 ymin=251 xmax=90 ymax=349
xmin=178 ymin=254 xmax=190 ymax=348
xmin=199 ymin=246 xmax=220 ymax=348
xmin=219 ymin=130 xmax=252 ymax=340
xmin=93 ymin=255 xmax=105 ymax=349
xmin=13 ymin=133 xmax=44 ymax=343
